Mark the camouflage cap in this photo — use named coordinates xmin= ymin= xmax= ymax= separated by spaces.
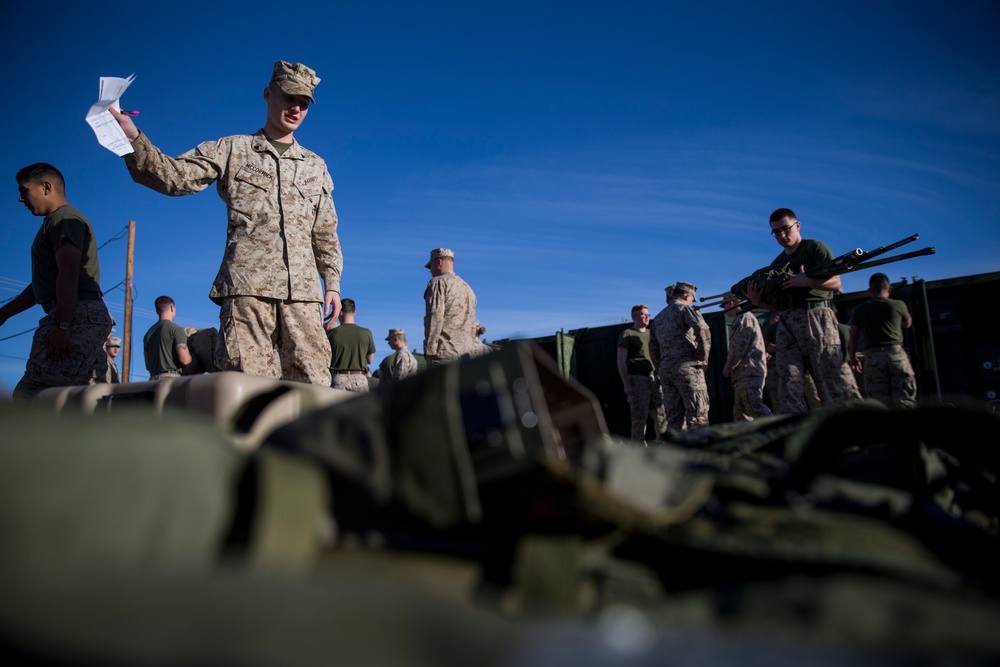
xmin=386 ymin=328 xmax=405 ymax=341
xmin=673 ymin=281 xmax=698 ymax=296
xmin=424 ymin=248 xmax=455 ymax=268
xmin=106 ymin=337 xmax=122 ymax=348
xmin=270 ymin=60 xmax=320 ymax=104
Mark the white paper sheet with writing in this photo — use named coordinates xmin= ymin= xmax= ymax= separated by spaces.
xmin=86 ymin=74 xmax=136 ymax=156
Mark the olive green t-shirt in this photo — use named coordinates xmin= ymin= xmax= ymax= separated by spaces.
xmin=770 ymin=239 xmax=835 ymax=306
xmin=849 ymin=297 xmax=911 ymax=348
xmin=30 ymin=204 xmax=102 ymax=304
xmin=617 ymin=327 xmax=655 ymax=375
xmin=327 ymin=323 xmax=376 ymax=372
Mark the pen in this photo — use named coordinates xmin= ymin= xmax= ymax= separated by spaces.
xmin=120 ymin=109 xmax=140 ymax=116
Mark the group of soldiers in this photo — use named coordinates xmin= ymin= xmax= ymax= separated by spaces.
xmin=94 ymin=244 xmax=491 ymax=393
xmin=0 ymin=62 xmax=918 ymax=421
xmin=326 ymin=247 xmax=492 ymax=393
xmin=1 ymin=60 xmax=493 ymax=400
xmin=617 ymin=208 xmax=919 ymax=442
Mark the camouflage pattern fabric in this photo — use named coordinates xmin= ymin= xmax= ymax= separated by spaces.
xmin=661 ymin=365 xmax=710 ymax=430
xmin=108 ymin=358 xmax=120 ymax=383
xmin=423 ymin=272 xmax=491 ymax=364
xmin=125 ymin=132 xmax=342 ymax=303
xmin=863 ymin=346 xmax=917 ymax=408
xmin=3 ymin=347 xmax=1000 ymax=664
xmin=724 ymin=311 xmax=767 ymax=381
xmin=626 ymin=373 xmax=668 ymax=441
xmin=216 ymin=297 xmax=332 ymax=385
xmin=390 ymin=347 xmax=418 ymax=384
xmin=840 ymin=358 xmax=864 ymax=400
xmin=649 ymin=301 xmax=711 ymax=430
xmin=775 ymin=307 xmax=844 ymax=414
xmin=13 ymin=300 xmax=112 ymax=400
xmin=332 ymin=373 xmax=370 ymax=393
xmin=725 ymin=311 xmax=771 ymax=421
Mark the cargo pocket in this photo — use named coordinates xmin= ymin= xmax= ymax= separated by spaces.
xmin=216 ymin=301 xmax=241 ymax=372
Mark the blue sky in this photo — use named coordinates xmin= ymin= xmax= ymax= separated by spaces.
xmin=2 ymin=1 xmax=998 ymax=394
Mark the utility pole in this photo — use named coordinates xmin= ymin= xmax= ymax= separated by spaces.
xmin=122 ymin=221 xmax=135 ymax=382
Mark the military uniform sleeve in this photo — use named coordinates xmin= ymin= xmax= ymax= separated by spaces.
xmin=686 ymin=308 xmax=711 ymax=362
xmin=423 ymin=280 xmax=446 ymax=356
xmin=312 ymin=169 xmax=343 ymax=294
xmin=392 ymin=349 xmax=417 ymax=381
xmin=124 ymin=132 xmax=224 ymax=196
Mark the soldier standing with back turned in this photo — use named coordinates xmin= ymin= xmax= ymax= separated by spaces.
xmin=423 ymin=248 xmax=492 ymax=368
xmin=721 ymin=293 xmax=771 ymax=421
xmin=650 ymin=282 xmax=712 ymax=431
xmin=848 ymin=272 xmax=918 ymax=407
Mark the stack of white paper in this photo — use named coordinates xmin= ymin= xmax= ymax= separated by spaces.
xmin=86 ymin=74 xmax=136 ymax=157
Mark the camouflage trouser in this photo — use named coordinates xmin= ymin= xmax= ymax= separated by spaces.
xmin=732 ymin=373 xmax=772 ymax=421
xmin=13 ymin=300 xmax=113 ymax=400
xmin=627 ymin=373 xmax=668 ymax=442
xmin=659 ymin=363 xmax=709 ymax=431
xmin=863 ymin=345 xmax=917 ymax=408
xmin=840 ymin=362 xmax=863 ymax=400
xmin=425 ymin=342 xmax=493 ymax=368
xmin=331 ymin=373 xmax=369 ymax=393
xmin=775 ymin=306 xmax=844 ymax=415
xmin=216 ymin=297 xmax=331 ymax=386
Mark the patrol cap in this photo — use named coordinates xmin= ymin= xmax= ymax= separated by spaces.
xmin=106 ymin=337 xmax=121 ymax=348
xmin=386 ymin=328 xmax=405 ymax=341
xmin=673 ymin=281 xmax=698 ymax=296
xmin=425 ymin=248 xmax=454 ymax=268
xmin=270 ymin=60 xmax=320 ymax=104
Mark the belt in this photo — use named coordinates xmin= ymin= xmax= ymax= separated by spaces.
xmin=790 ymin=300 xmax=830 ymax=311
xmin=42 ymin=291 xmax=103 ymax=314
xmin=333 ymin=370 xmax=366 ymax=375
xmin=151 ymin=371 xmax=181 ymax=380
xmin=868 ymin=343 xmax=902 ymax=349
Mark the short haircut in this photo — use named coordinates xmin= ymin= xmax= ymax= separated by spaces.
xmin=869 ymin=272 xmax=891 ymax=292
xmin=631 ymin=304 xmax=648 ymax=316
xmin=769 ymin=207 xmax=797 ymax=223
xmin=341 ymin=298 xmax=356 ymax=314
xmin=154 ymin=295 xmax=175 ymax=314
xmin=393 ymin=332 xmax=407 ymax=342
xmin=16 ymin=163 xmax=65 ymax=192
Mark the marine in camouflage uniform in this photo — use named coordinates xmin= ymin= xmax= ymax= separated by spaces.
xmin=617 ymin=304 xmax=668 ymax=442
xmin=721 ymin=295 xmax=771 ymax=421
xmin=104 ymin=337 xmax=121 ymax=384
xmin=379 ymin=329 xmax=418 ymax=390
xmin=423 ymin=248 xmax=492 ymax=368
xmin=1 ymin=164 xmax=113 ymax=400
xmin=649 ymin=282 xmax=711 ymax=431
xmin=746 ymin=209 xmax=845 ymax=415
xmin=848 ymin=273 xmax=917 ymax=407
xmin=111 ymin=61 xmax=341 ymax=386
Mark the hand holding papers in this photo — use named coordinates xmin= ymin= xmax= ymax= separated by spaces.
xmin=86 ymin=74 xmax=136 ymax=156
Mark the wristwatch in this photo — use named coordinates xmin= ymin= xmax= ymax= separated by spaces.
xmin=57 ymin=321 xmax=72 ymax=330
